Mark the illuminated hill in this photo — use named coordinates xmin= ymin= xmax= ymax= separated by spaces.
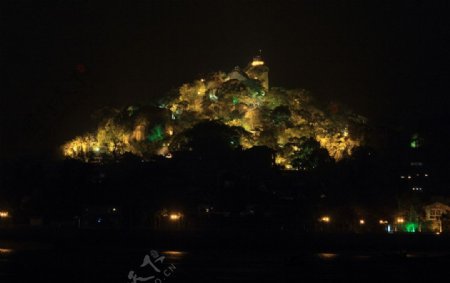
xmin=62 ymin=56 xmax=366 ymax=169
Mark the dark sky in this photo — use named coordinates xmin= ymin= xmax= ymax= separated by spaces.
xmin=1 ymin=0 xmax=449 ymax=159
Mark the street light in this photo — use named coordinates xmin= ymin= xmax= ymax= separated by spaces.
xmin=169 ymin=213 xmax=182 ymax=221
xmin=320 ymin=216 xmax=330 ymax=223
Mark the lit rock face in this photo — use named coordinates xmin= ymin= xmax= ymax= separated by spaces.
xmin=132 ymin=124 xmax=146 ymax=142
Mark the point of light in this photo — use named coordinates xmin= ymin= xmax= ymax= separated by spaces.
xmin=320 ymin=216 xmax=330 ymax=223
xmin=396 ymin=217 xmax=404 ymax=224
xmin=387 ymin=224 xmax=392 ymax=233
xmin=0 ymin=248 xmax=13 ymax=254
xmin=359 ymin=219 xmax=365 ymax=225
xmin=343 ymin=128 xmax=349 ymax=137
xmin=0 ymin=211 xmax=9 ymax=218
xmin=169 ymin=213 xmax=182 ymax=221
xmin=317 ymin=253 xmax=338 ymax=260
xmin=162 ymin=250 xmax=186 ymax=256
xmin=251 ymin=60 xmax=264 ymax=66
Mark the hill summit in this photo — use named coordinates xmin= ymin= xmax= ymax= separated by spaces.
xmin=62 ymin=56 xmax=366 ymax=169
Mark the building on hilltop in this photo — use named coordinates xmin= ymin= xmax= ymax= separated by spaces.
xmin=227 ymin=66 xmax=249 ymax=82
xmin=224 ymin=54 xmax=270 ymax=92
xmin=244 ymin=55 xmax=269 ymax=91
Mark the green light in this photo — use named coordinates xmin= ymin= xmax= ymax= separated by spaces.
xmin=410 ymin=133 xmax=422 ymax=148
xmin=147 ymin=125 xmax=164 ymax=142
xmin=405 ymin=222 xmax=418 ymax=233
xmin=232 ymin=96 xmax=239 ymax=105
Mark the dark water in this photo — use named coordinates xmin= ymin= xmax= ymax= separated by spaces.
xmin=1 ymin=234 xmax=450 ymax=282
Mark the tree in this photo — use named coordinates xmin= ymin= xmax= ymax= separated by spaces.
xmin=171 ymin=121 xmax=244 ymax=158
xmin=291 ymin=138 xmax=333 ymax=171
xmin=271 ymin=105 xmax=291 ymax=125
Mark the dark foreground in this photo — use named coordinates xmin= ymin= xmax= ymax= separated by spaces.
xmin=1 ymin=229 xmax=449 ymax=282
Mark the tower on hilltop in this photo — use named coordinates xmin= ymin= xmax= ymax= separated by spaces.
xmin=244 ymin=52 xmax=269 ymax=91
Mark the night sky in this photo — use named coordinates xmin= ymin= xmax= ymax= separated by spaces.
xmin=1 ymin=0 xmax=449 ymax=159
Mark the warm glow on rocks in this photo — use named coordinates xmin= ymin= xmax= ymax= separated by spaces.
xmin=62 ymin=56 xmax=365 ymax=165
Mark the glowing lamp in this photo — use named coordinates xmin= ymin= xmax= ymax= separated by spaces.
xmin=320 ymin=216 xmax=330 ymax=223
xmin=359 ymin=219 xmax=365 ymax=225
xmin=343 ymin=129 xmax=349 ymax=137
xmin=396 ymin=217 xmax=405 ymax=224
xmin=169 ymin=213 xmax=182 ymax=221
xmin=0 ymin=211 xmax=9 ymax=218
xmin=251 ymin=60 xmax=264 ymax=66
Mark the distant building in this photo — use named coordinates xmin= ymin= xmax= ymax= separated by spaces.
xmin=422 ymin=202 xmax=450 ymax=233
